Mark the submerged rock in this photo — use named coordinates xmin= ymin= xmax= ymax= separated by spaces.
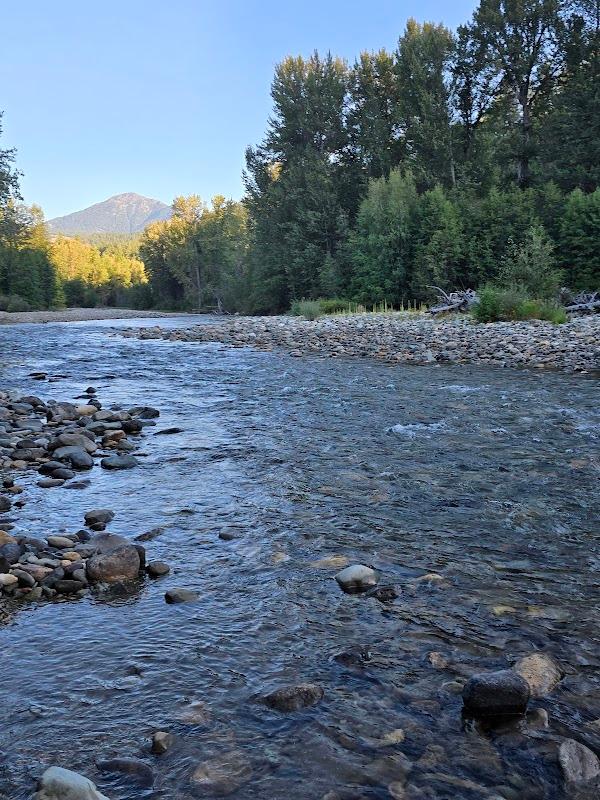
xmin=191 ymin=750 xmax=252 ymax=796
xmin=514 ymin=652 xmax=563 ymax=697
xmin=558 ymin=739 xmax=600 ymax=783
xmin=100 ymin=454 xmax=138 ymax=470
xmin=335 ymin=564 xmax=379 ymax=593
xmin=462 ymin=670 xmax=530 ymax=717
xmin=97 ymin=758 xmax=154 ymax=787
xmin=33 ymin=766 xmax=110 ymax=800
xmin=164 ymin=587 xmax=198 ymax=604
xmin=263 ymin=683 xmax=324 ymax=711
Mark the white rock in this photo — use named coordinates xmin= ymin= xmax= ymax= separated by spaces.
xmin=33 ymin=766 xmax=110 ymax=800
xmin=334 ymin=564 xmax=378 ymax=592
xmin=0 ymin=573 xmax=18 ymax=587
xmin=558 ymin=739 xmax=600 ymax=783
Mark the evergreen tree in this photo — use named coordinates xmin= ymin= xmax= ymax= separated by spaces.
xmin=559 ymin=187 xmax=600 ymax=287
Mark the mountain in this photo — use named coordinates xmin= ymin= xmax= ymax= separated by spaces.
xmin=47 ymin=192 xmax=172 ymax=235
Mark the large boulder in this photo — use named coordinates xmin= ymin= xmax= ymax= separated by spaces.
xmin=463 ymin=669 xmax=530 ymax=717
xmin=86 ymin=546 xmax=140 ymax=583
xmin=33 ymin=766 xmax=109 ymax=800
xmin=514 ymin=652 xmax=563 ymax=698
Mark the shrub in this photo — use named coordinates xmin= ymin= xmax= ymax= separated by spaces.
xmin=319 ymin=297 xmax=351 ymax=314
xmin=499 ymin=225 xmax=563 ymax=299
xmin=472 ymin=285 xmax=528 ymax=322
xmin=0 ymin=294 xmax=32 ymax=313
xmin=472 ymin=285 xmax=566 ymax=324
xmin=290 ymin=299 xmax=322 ymax=320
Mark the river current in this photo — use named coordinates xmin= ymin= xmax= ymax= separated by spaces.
xmin=0 ymin=317 xmax=599 ymax=800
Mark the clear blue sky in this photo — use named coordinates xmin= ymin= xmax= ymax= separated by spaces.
xmin=1 ymin=0 xmax=477 ymax=219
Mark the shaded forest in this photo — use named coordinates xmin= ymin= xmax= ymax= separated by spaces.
xmin=1 ymin=0 xmax=599 ymax=314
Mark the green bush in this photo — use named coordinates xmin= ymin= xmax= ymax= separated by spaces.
xmin=472 ymin=285 xmax=566 ymax=323
xmin=319 ymin=297 xmax=351 ymax=314
xmin=0 ymin=294 xmax=32 ymax=312
xmin=290 ymin=299 xmax=322 ymax=320
xmin=499 ymin=225 xmax=563 ymax=299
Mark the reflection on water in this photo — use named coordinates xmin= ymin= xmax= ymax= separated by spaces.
xmin=0 ymin=317 xmax=599 ymax=799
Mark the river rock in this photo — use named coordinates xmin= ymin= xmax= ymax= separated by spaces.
xmin=38 ymin=478 xmax=65 ymax=488
xmin=33 ymin=766 xmax=110 ymax=800
xmin=462 ymin=670 xmax=530 ymax=716
xmin=0 ymin=495 xmax=12 ymax=512
xmin=0 ymin=530 xmax=16 ymax=545
xmin=263 ymin=683 xmax=324 ymax=711
xmin=11 ymin=568 xmax=36 ymax=587
xmin=0 ymin=573 xmax=18 ymax=587
xmin=164 ymin=587 xmax=198 ymax=603
xmin=514 ymin=652 xmax=563 ymax=697
xmin=558 ymin=739 xmax=600 ymax=783
xmin=84 ymin=509 xmax=115 ymax=527
xmin=147 ymin=561 xmax=170 ymax=577
xmin=191 ymin=750 xmax=252 ymax=796
xmin=54 ymin=446 xmax=94 ymax=470
xmin=86 ymin=546 xmax=140 ymax=583
xmin=129 ymin=406 xmax=160 ymax=419
xmin=50 ymin=432 xmax=97 ymax=454
xmin=97 ymin=758 xmax=154 ymax=787
xmin=151 ymin=730 xmax=174 ymax=755
xmin=334 ymin=564 xmax=379 ymax=593
xmin=100 ymin=454 xmax=138 ymax=470
xmin=76 ymin=404 xmax=98 ymax=416
xmin=47 ymin=535 xmax=78 ymax=550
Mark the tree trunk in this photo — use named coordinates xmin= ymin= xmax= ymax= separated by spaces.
xmin=517 ymin=85 xmax=531 ymax=188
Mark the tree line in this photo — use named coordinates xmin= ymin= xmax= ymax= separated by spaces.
xmin=0 ymin=128 xmax=149 ymax=311
xmin=2 ymin=0 xmax=599 ymax=313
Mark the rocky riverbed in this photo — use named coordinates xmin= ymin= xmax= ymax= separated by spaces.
xmin=1 ymin=317 xmax=599 ymax=800
xmin=123 ymin=312 xmax=600 ymax=374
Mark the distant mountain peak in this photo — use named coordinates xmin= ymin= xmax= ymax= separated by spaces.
xmin=47 ymin=193 xmax=172 ymax=235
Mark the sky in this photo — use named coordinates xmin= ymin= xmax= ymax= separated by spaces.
xmin=1 ymin=0 xmax=478 ymax=220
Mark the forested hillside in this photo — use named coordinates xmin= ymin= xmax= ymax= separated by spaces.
xmin=1 ymin=0 xmax=599 ymax=313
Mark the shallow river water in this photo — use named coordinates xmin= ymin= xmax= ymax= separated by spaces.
xmin=0 ymin=317 xmax=599 ymax=800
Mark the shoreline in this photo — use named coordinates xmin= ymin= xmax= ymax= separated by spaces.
xmin=122 ymin=312 xmax=600 ymax=375
xmin=0 ymin=307 xmax=185 ymax=325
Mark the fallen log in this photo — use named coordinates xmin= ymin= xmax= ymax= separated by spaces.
xmin=562 ymin=290 xmax=600 ymax=314
xmin=428 ymin=287 xmax=479 ymax=315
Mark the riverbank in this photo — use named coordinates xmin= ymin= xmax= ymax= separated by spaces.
xmin=123 ymin=312 xmax=600 ymax=374
xmin=0 ymin=308 xmax=180 ymax=325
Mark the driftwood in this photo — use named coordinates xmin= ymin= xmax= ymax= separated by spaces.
xmin=428 ymin=287 xmax=479 ymax=315
xmin=561 ymin=290 xmax=600 ymax=315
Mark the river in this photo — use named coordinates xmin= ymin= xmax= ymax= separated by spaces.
xmin=0 ymin=317 xmax=599 ymax=800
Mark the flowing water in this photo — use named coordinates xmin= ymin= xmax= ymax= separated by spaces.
xmin=0 ymin=318 xmax=599 ymax=800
